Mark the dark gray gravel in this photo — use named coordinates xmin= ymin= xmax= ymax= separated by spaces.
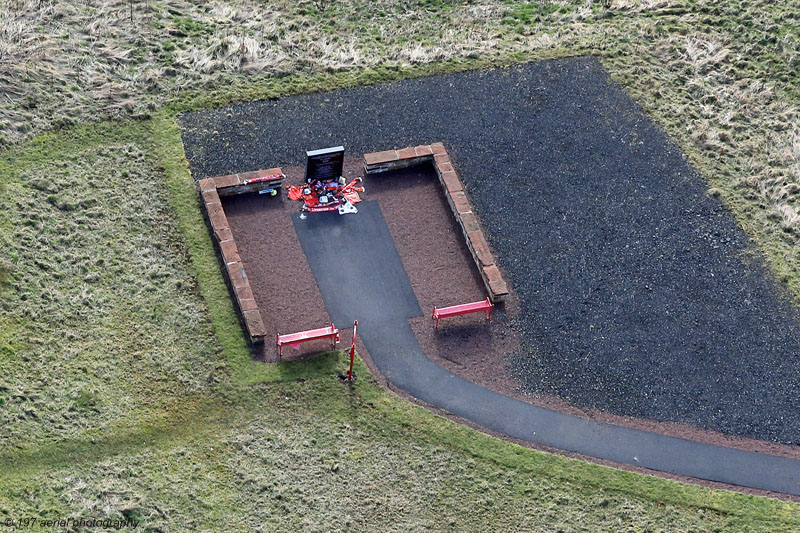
xmin=180 ymin=57 xmax=800 ymax=445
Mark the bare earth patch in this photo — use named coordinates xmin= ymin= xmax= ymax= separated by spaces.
xmin=220 ymin=153 xmax=800 ymax=467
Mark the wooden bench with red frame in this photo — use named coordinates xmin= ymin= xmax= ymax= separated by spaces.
xmin=276 ymin=323 xmax=340 ymax=358
xmin=432 ymin=297 xmax=494 ymax=328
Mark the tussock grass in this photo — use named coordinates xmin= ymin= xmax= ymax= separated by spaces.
xmin=1 ymin=1 xmax=797 ymax=285
xmin=2 ymin=0 xmax=800 ymax=529
xmin=0 ymin=123 xmax=222 ymax=450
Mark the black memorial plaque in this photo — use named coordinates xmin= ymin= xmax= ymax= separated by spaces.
xmin=305 ymin=146 xmax=344 ymax=182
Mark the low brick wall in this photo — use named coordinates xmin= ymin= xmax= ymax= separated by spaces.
xmin=363 ymin=145 xmax=433 ymax=173
xmin=196 ymin=168 xmax=284 ymax=344
xmin=364 ymin=144 xmax=509 ymax=303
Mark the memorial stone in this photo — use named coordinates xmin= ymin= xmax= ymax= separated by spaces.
xmin=305 ymin=146 xmax=345 ymax=183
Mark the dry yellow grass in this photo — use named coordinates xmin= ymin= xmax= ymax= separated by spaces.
xmin=1 ymin=2 xmax=797 ymax=252
xmin=0 ymin=1 xmax=675 ymax=145
xmin=1 ymin=3 xmax=800 ymax=528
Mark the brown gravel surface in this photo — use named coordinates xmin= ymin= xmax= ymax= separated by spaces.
xmin=364 ymin=160 xmax=525 ymax=397
xmin=222 ymin=155 xmax=800 ymax=463
xmin=222 ymin=167 xmax=330 ymax=362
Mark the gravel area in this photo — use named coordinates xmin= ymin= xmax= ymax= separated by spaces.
xmin=222 ymin=158 xmax=524 ymax=379
xmin=181 ymin=57 xmax=800 ymax=445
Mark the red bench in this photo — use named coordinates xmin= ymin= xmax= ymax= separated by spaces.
xmin=276 ymin=323 xmax=340 ymax=357
xmin=242 ymin=172 xmax=284 ymax=185
xmin=432 ymin=297 xmax=494 ymax=328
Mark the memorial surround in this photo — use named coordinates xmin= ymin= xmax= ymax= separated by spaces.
xmin=197 ymin=143 xmax=508 ymax=345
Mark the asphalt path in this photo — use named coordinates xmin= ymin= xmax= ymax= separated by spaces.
xmin=293 ymin=198 xmax=800 ymax=496
xmin=291 ymin=200 xmax=422 ymax=325
xmin=181 ymin=56 xmax=800 ymax=444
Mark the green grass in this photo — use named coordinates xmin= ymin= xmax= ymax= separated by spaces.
xmin=1 ymin=0 xmax=800 ymax=529
xmin=149 ymin=113 xmax=253 ymax=383
xmin=0 ymin=119 xmax=221 ymax=450
xmin=0 ymin=99 xmax=798 ymax=530
xmin=1 ymin=351 xmax=798 ymax=531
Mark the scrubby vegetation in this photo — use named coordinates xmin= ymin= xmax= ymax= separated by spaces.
xmin=1 ymin=0 xmax=799 ymax=530
xmin=1 ymin=0 xmax=798 ymax=290
xmin=5 ymin=350 xmax=799 ymax=531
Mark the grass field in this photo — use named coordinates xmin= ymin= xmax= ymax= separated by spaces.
xmin=1 ymin=0 xmax=799 ymax=530
xmin=2 ymin=0 xmax=798 ymax=289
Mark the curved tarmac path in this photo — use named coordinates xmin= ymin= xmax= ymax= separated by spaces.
xmin=293 ymin=202 xmax=800 ymax=496
xmin=182 ymin=57 xmax=800 ymax=495
xmin=182 ymin=57 xmax=800 ymax=444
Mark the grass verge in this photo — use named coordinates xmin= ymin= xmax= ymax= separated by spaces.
xmin=149 ymin=112 xmax=253 ymax=384
xmin=1 ymin=351 xmax=799 ymax=531
xmin=1 ymin=0 xmax=799 ymax=527
xmin=1 ymin=109 xmax=798 ymax=529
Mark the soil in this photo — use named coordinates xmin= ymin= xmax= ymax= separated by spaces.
xmin=221 ymin=166 xmax=331 ymax=362
xmin=223 ymin=158 xmax=800 ymax=464
xmin=222 ymin=157 xmax=523 ymax=376
xmin=363 ymin=160 xmax=524 ymax=394
xmin=184 ymin=57 xmax=800 ymax=451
